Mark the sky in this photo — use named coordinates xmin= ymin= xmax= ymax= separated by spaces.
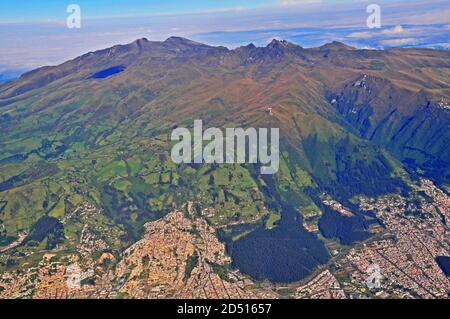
xmin=0 ymin=0 xmax=449 ymax=75
xmin=0 ymin=0 xmax=278 ymax=21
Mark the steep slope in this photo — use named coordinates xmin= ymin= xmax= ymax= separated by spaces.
xmin=329 ymin=74 xmax=449 ymax=183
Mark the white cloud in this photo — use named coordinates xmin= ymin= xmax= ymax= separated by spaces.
xmin=350 ymin=25 xmax=406 ymax=39
xmin=348 ymin=31 xmax=375 ymax=39
xmin=380 ymin=38 xmax=418 ymax=46
xmin=381 ymin=25 xmax=404 ymax=35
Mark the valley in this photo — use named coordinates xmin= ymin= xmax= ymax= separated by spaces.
xmin=0 ymin=37 xmax=448 ymax=298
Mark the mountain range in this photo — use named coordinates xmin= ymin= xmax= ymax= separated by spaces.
xmin=0 ymin=37 xmax=449 ymax=290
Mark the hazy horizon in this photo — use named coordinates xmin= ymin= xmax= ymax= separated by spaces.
xmin=0 ymin=0 xmax=449 ymax=75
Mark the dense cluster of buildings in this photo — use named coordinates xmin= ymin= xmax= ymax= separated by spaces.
xmin=0 ymin=179 xmax=448 ymax=299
